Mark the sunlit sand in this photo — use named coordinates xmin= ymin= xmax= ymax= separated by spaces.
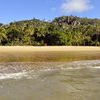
xmin=0 ymin=46 xmax=100 ymax=62
xmin=0 ymin=46 xmax=100 ymax=52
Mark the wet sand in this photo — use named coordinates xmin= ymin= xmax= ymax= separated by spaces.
xmin=0 ymin=46 xmax=100 ymax=62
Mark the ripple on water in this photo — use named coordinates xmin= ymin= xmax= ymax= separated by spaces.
xmin=0 ymin=60 xmax=100 ymax=100
xmin=0 ymin=60 xmax=100 ymax=80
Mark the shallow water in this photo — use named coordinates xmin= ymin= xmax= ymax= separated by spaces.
xmin=0 ymin=60 xmax=100 ymax=100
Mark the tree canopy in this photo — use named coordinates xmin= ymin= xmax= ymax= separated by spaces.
xmin=0 ymin=16 xmax=100 ymax=46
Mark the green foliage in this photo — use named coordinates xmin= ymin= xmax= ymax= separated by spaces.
xmin=44 ymin=30 xmax=68 ymax=45
xmin=0 ymin=16 xmax=100 ymax=46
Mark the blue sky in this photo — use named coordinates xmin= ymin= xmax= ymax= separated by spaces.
xmin=0 ymin=0 xmax=100 ymax=23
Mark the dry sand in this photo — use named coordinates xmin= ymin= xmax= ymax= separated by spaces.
xmin=0 ymin=46 xmax=100 ymax=52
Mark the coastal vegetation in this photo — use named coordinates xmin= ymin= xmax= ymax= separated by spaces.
xmin=0 ymin=16 xmax=100 ymax=46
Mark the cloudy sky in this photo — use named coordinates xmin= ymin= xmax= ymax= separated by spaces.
xmin=0 ymin=0 xmax=99 ymax=23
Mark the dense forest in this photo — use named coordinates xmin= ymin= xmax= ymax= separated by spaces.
xmin=0 ymin=16 xmax=100 ymax=46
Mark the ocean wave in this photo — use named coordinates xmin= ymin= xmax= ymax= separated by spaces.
xmin=0 ymin=60 xmax=100 ymax=80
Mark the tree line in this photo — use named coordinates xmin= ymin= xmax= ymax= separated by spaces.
xmin=0 ymin=16 xmax=100 ymax=46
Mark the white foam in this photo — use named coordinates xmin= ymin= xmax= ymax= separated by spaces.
xmin=0 ymin=70 xmax=39 ymax=80
xmin=60 ymin=67 xmax=81 ymax=70
xmin=93 ymin=66 xmax=100 ymax=69
xmin=39 ymin=68 xmax=58 ymax=72
xmin=0 ymin=72 xmax=27 ymax=80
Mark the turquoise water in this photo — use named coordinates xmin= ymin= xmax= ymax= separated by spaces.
xmin=0 ymin=60 xmax=100 ymax=100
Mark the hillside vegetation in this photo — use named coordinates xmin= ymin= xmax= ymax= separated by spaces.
xmin=0 ymin=16 xmax=100 ymax=46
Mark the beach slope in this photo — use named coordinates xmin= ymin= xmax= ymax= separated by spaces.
xmin=0 ymin=46 xmax=100 ymax=62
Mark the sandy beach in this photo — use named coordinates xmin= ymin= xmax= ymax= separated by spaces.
xmin=0 ymin=46 xmax=100 ymax=52
xmin=0 ymin=46 xmax=100 ymax=62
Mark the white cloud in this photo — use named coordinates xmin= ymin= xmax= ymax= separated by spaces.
xmin=61 ymin=0 xmax=93 ymax=13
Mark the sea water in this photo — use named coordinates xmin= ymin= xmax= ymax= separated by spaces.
xmin=0 ymin=60 xmax=100 ymax=100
